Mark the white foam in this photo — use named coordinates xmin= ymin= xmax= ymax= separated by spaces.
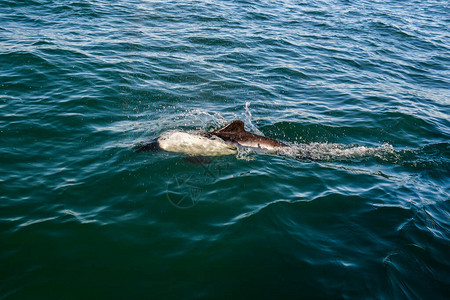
xmin=277 ymin=142 xmax=396 ymax=161
xmin=158 ymin=131 xmax=237 ymax=156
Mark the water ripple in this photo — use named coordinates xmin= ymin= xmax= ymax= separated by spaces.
xmin=1 ymin=0 xmax=449 ymax=298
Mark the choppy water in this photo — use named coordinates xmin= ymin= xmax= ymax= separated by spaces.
xmin=1 ymin=0 xmax=449 ymax=299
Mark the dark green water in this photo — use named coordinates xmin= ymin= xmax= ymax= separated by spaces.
xmin=1 ymin=0 xmax=449 ymax=299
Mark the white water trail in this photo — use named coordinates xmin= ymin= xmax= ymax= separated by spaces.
xmin=276 ymin=142 xmax=397 ymax=161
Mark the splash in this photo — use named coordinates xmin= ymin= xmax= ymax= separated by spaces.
xmin=242 ymin=102 xmax=263 ymax=134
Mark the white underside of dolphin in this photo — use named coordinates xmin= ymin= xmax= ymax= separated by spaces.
xmin=158 ymin=131 xmax=237 ymax=156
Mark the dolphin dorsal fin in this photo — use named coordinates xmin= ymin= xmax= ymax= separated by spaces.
xmin=216 ymin=120 xmax=245 ymax=133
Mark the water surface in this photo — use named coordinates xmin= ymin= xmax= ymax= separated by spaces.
xmin=1 ymin=0 xmax=449 ymax=299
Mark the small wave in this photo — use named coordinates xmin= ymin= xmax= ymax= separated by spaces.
xmin=396 ymin=142 xmax=450 ymax=169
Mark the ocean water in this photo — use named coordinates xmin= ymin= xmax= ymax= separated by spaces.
xmin=1 ymin=0 xmax=449 ymax=299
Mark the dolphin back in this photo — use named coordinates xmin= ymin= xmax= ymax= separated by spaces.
xmin=212 ymin=120 xmax=287 ymax=150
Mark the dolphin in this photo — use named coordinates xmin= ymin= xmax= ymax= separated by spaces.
xmin=135 ymin=120 xmax=287 ymax=156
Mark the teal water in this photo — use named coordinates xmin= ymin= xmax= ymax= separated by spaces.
xmin=1 ymin=0 xmax=449 ymax=299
